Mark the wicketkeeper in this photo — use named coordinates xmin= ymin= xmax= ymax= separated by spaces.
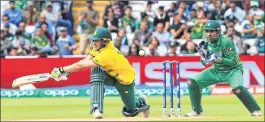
xmin=185 ymin=20 xmax=261 ymax=117
xmin=50 ymin=27 xmax=150 ymax=119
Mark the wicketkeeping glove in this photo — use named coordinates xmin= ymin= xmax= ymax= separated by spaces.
xmin=51 ymin=67 xmax=70 ymax=82
xmin=204 ymin=52 xmax=222 ymax=65
xmin=196 ymin=41 xmax=208 ymax=58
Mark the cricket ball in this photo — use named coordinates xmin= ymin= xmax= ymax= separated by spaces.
xmin=139 ymin=49 xmax=145 ymax=56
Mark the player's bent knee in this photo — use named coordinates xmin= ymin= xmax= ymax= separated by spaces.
xmin=187 ymin=78 xmax=203 ymax=89
xmin=232 ymin=85 xmax=244 ymax=92
xmin=187 ymin=78 xmax=198 ymax=86
xmin=122 ymin=106 xmax=140 ymax=117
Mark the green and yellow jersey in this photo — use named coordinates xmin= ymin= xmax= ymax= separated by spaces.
xmin=90 ymin=41 xmax=135 ymax=85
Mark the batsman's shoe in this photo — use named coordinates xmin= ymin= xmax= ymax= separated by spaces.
xmin=93 ymin=109 xmax=103 ymax=119
xmin=139 ymin=95 xmax=150 ymax=118
xmin=184 ymin=110 xmax=204 ymax=117
xmin=251 ymin=110 xmax=262 ymax=116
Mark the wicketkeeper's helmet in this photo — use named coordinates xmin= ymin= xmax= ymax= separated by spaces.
xmin=203 ymin=20 xmax=221 ymax=31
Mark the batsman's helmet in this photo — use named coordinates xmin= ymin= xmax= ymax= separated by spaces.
xmin=90 ymin=27 xmax=112 ymax=42
xmin=203 ymin=20 xmax=221 ymax=31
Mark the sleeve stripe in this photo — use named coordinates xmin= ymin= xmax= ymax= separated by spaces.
xmin=90 ymin=53 xmax=95 ymax=57
xmin=92 ymin=59 xmax=102 ymax=67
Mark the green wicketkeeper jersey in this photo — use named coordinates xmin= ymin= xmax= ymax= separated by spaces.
xmin=202 ymin=34 xmax=243 ymax=71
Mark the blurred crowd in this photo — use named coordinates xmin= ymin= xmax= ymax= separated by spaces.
xmin=1 ymin=0 xmax=264 ymax=57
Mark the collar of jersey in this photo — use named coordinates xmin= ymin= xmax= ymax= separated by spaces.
xmin=98 ymin=40 xmax=113 ymax=52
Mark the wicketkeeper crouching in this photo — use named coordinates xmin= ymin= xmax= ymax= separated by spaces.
xmin=185 ymin=20 xmax=261 ymax=117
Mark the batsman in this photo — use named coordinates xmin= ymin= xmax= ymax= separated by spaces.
xmin=49 ymin=27 xmax=150 ymax=119
xmin=185 ymin=20 xmax=262 ymax=117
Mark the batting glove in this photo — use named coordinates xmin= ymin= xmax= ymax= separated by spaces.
xmin=51 ymin=67 xmax=70 ymax=82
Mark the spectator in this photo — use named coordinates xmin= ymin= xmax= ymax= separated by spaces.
xmin=114 ymin=36 xmax=122 ymax=50
xmin=29 ymin=46 xmax=39 ymax=56
xmin=117 ymin=29 xmax=128 ymax=46
xmin=170 ymin=13 xmax=188 ymax=40
xmin=128 ymin=43 xmax=140 ymax=56
xmin=22 ymin=2 xmax=40 ymax=26
xmin=56 ymin=27 xmax=77 ymax=56
xmin=2 ymin=23 xmax=16 ymax=36
xmin=144 ymin=1 xmax=156 ymax=22
xmin=41 ymin=23 xmax=53 ymax=46
xmin=177 ymin=1 xmax=191 ymax=18
xmin=207 ymin=0 xmax=226 ymax=21
xmin=18 ymin=21 xmax=32 ymax=41
xmin=135 ymin=12 xmax=154 ymax=32
xmin=226 ymin=27 xmax=242 ymax=55
xmin=15 ymin=0 xmax=28 ymax=10
xmin=103 ymin=9 xmax=118 ymax=33
xmin=224 ymin=1 xmax=245 ymax=22
xmin=180 ymin=33 xmax=196 ymax=54
xmin=60 ymin=1 xmax=74 ymax=30
xmin=241 ymin=14 xmax=257 ymax=39
xmin=224 ymin=18 xmax=236 ymax=28
xmin=241 ymin=44 xmax=251 ymax=55
xmin=185 ymin=41 xmax=197 ymax=54
xmin=34 ymin=14 xmax=55 ymax=36
xmin=120 ymin=6 xmax=136 ymax=33
xmin=3 ymin=1 xmax=23 ymax=26
xmin=248 ymin=1 xmax=264 ymax=21
xmin=104 ymin=0 xmax=124 ymax=19
xmin=1 ymin=29 xmax=14 ymax=57
xmin=176 ymin=7 xmax=188 ymax=23
xmin=151 ymin=23 xmax=170 ymax=46
xmin=223 ymin=18 xmax=242 ymax=37
xmin=154 ymin=6 xmax=170 ymax=32
xmin=50 ymin=1 xmax=63 ymax=17
xmin=189 ymin=8 xmax=208 ymax=39
xmin=223 ymin=0 xmax=232 ymax=10
xmin=244 ymin=0 xmax=265 ymax=11
xmin=31 ymin=27 xmax=54 ymax=55
xmin=77 ymin=1 xmax=99 ymax=55
xmin=41 ymin=2 xmax=60 ymax=25
xmin=55 ymin=1 xmax=74 ymax=33
xmin=9 ymin=47 xmax=19 ymax=56
xmin=114 ymin=36 xmax=129 ymax=55
xmin=187 ymin=9 xmax=197 ymax=26
xmin=192 ymin=1 xmax=208 ymax=12
xmin=1 ymin=15 xmax=18 ymax=35
xmin=132 ymin=39 xmax=141 ymax=48
xmin=166 ymin=41 xmax=178 ymax=56
xmin=133 ymin=21 xmax=152 ymax=47
xmin=119 ymin=1 xmax=129 ymax=7
xmin=166 ymin=2 xmax=177 ymax=24
xmin=256 ymin=28 xmax=264 ymax=54
xmin=149 ymin=36 xmax=168 ymax=56
xmin=12 ymin=30 xmax=31 ymax=56
xmin=146 ymin=43 xmax=159 ymax=56
xmin=57 ymin=12 xmax=74 ymax=36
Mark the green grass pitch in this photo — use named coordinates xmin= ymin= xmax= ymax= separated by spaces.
xmin=1 ymin=95 xmax=264 ymax=121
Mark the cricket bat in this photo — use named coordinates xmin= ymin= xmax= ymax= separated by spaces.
xmin=12 ymin=73 xmax=51 ymax=88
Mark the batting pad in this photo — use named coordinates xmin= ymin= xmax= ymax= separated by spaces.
xmin=90 ymin=67 xmax=105 ymax=114
xmin=232 ymin=86 xmax=261 ymax=113
xmin=187 ymin=78 xmax=203 ymax=114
